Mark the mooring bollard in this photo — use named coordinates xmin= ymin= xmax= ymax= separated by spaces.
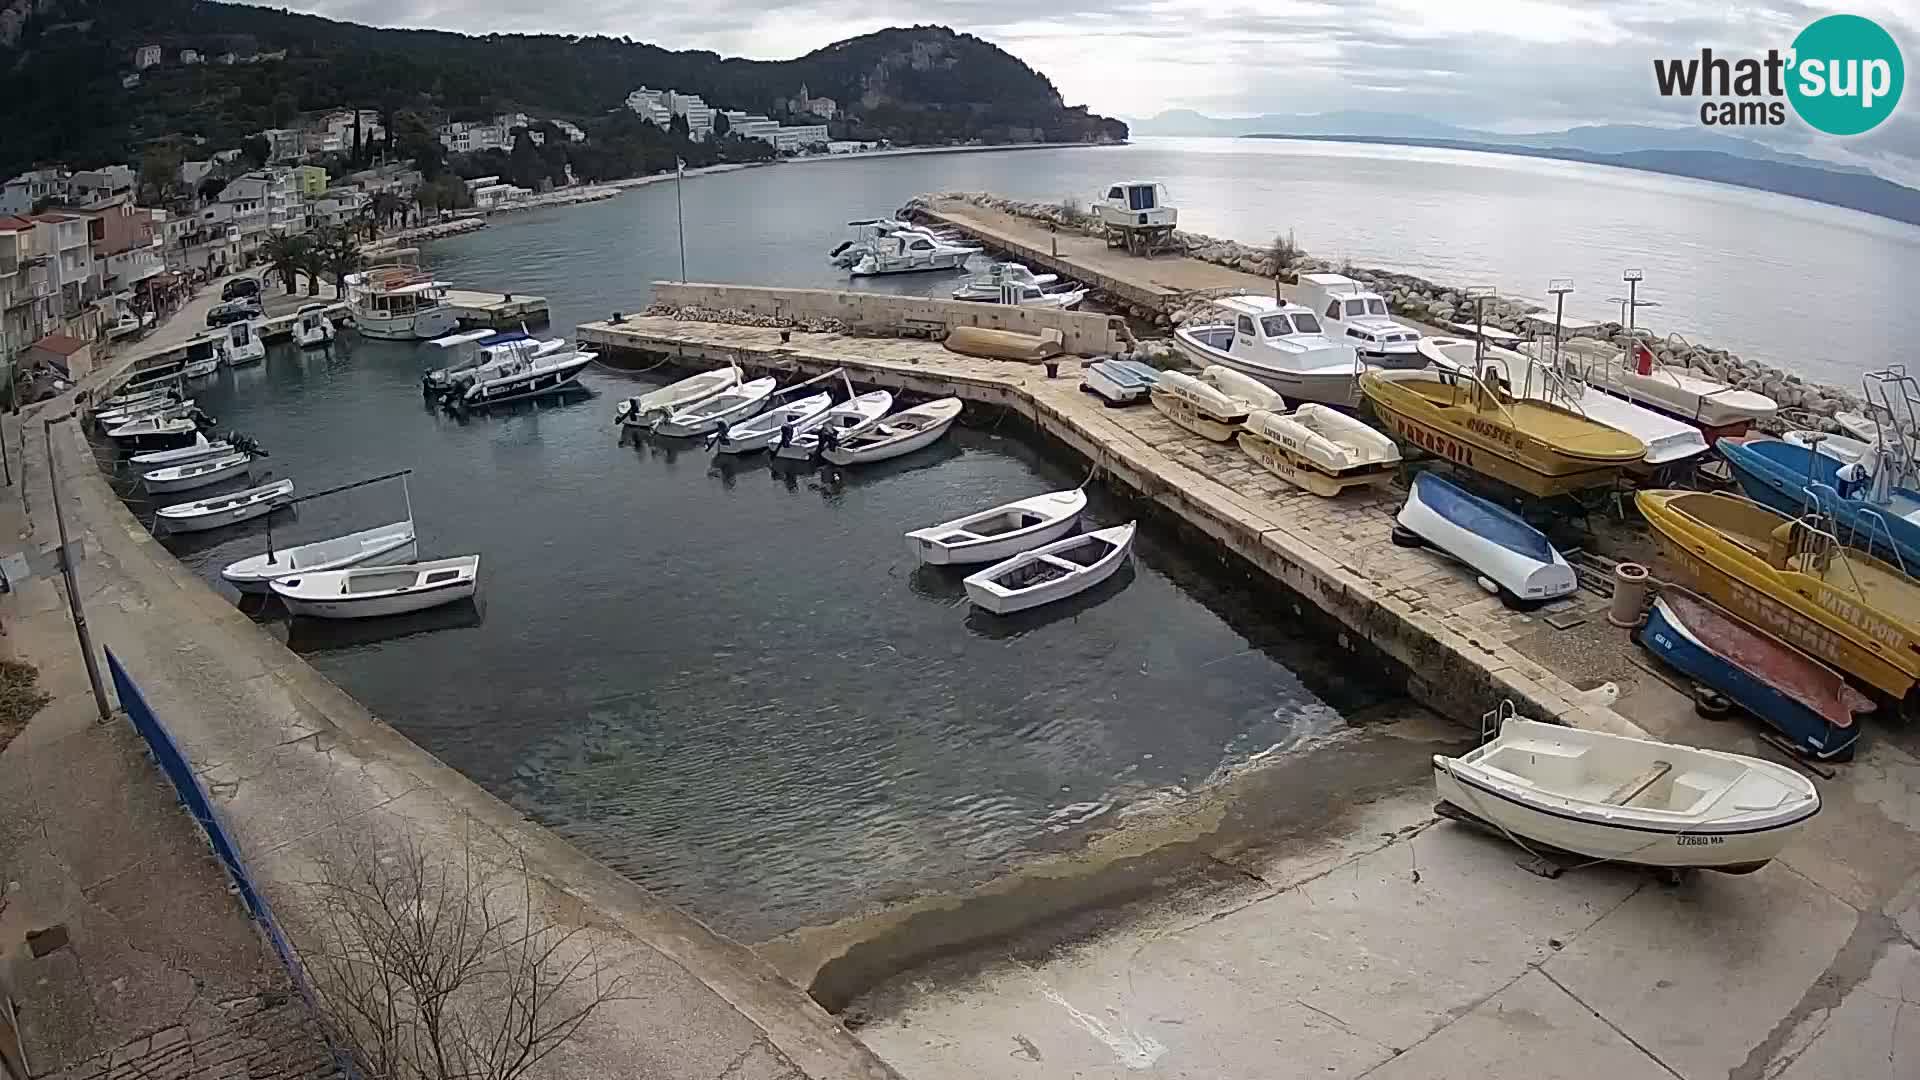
xmin=1044 ymin=360 xmax=1060 ymax=379
xmin=1609 ymin=563 xmax=1650 ymax=628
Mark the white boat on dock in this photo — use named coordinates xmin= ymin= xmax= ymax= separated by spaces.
xmin=963 ymin=523 xmax=1136 ymax=614
xmin=1582 ymin=341 xmax=1777 ymax=438
xmin=143 ymin=452 xmax=252 ymax=494
xmin=655 ymin=377 xmax=778 ymax=437
xmin=1294 ymin=273 xmax=1423 ymax=362
xmin=1083 ymin=360 xmax=1159 ymax=405
xmin=615 ymin=367 xmax=742 ymax=427
xmin=820 ymin=398 xmax=962 ymax=465
xmin=156 ymin=478 xmax=293 ymax=533
xmin=1394 ymin=471 xmax=1575 ymax=605
xmin=714 ymin=392 xmax=833 ymax=455
xmin=222 ymin=520 xmax=419 ymax=595
xmin=1149 ymin=369 xmax=1249 ymax=442
xmin=1200 ymin=365 xmax=1286 ymax=413
xmin=906 ymin=489 xmax=1087 ymax=566
xmin=293 ymin=304 xmax=335 ymax=348
xmin=271 ymin=555 xmax=480 ymax=620
xmin=1173 ymin=296 xmax=1364 ymax=407
xmin=1239 ymin=405 xmax=1400 ymax=496
xmin=775 ymin=391 xmax=893 ymax=460
xmin=1434 ymin=717 xmax=1819 ymax=873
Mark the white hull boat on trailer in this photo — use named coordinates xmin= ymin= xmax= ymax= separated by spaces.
xmin=906 ymin=489 xmax=1088 ymax=566
xmin=654 ymin=377 xmax=777 ymax=437
xmin=271 ymin=555 xmax=480 ymax=620
xmin=1150 ymin=369 xmax=1249 ymax=442
xmin=615 ymin=367 xmax=742 ymax=428
xmin=1083 ymin=360 xmax=1159 ymax=405
xmin=1239 ymin=405 xmax=1400 ymax=496
xmin=1434 ymin=718 xmax=1819 ymax=873
xmin=223 ymin=520 xmax=419 ymax=595
xmin=1173 ymin=296 xmax=1364 ymax=408
xmin=293 ymin=304 xmax=335 ymax=348
xmin=1395 ymin=471 xmax=1576 ymax=605
xmin=156 ymin=479 xmax=293 ymax=533
xmin=715 ymin=392 xmax=833 ymax=455
xmin=775 ymin=391 xmax=893 ymax=460
xmin=964 ymin=523 xmax=1136 ymax=614
xmin=143 ymin=452 xmax=251 ymax=494
xmin=820 ymin=398 xmax=962 ymax=465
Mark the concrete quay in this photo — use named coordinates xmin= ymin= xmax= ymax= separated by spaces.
xmin=444 ymin=287 xmax=549 ymax=328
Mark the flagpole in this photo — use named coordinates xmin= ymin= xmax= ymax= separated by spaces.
xmin=675 ymin=158 xmax=688 ymax=282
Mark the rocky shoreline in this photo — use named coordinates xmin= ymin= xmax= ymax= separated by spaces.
xmin=908 ymin=192 xmax=1875 ymax=434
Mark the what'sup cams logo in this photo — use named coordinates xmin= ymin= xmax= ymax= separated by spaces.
xmin=1653 ymin=14 xmax=1904 ymax=134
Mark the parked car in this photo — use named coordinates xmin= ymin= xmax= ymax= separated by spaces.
xmin=206 ymin=298 xmax=262 ymax=327
xmin=221 ymin=276 xmax=263 ymax=303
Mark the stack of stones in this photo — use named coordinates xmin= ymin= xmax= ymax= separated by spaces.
xmin=644 ymin=303 xmax=849 ymax=334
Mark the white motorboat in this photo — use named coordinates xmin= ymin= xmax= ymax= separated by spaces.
xmin=1434 ymin=718 xmax=1820 ymax=873
xmin=156 ymin=478 xmax=293 ymax=533
xmin=459 ymin=344 xmax=595 ymax=407
xmin=821 ymin=398 xmax=962 ymax=465
xmin=1239 ymin=405 xmax=1400 ymax=496
xmin=422 ymin=332 xmax=564 ymax=395
xmin=133 ymin=435 xmax=232 ymax=471
xmin=1083 ymin=360 xmax=1159 ymax=405
xmin=1173 ymin=296 xmax=1364 ymax=407
xmin=964 ymin=523 xmax=1136 ymax=614
xmin=775 ymin=391 xmax=893 ymax=460
xmin=614 ymin=367 xmax=742 ymax=428
xmin=1582 ymin=341 xmax=1777 ymax=437
xmin=906 ymin=489 xmax=1087 ymax=566
xmin=293 ymin=304 xmax=335 ymax=348
xmin=655 ymin=377 xmax=778 ymax=437
xmin=830 ymin=219 xmax=979 ymax=276
xmin=1420 ymin=338 xmax=1710 ymax=470
xmin=108 ymin=415 xmax=202 ymax=450
xmin=1834 ymin=410 xmax=1887 ymax=445
xmin=96 ymin=396 xmax=192 ymax=429
xmin=97 ymin=386 xmax=173 ymax=414
xmin=1295 ymin=273 xmax=1423 ymax=362
xmin=1149 ymin=369 xmax=1249 ymax=442
xmin=183 ymin=336 xmax=223 ymax=379
xmin=345 ymin=264 xmax=459 ymax=341
xmin=1200 ymin=365 xmax=1286 ymax=413
xmin=271 ymin=555 xmax=480 ymax=620
xmin=1394 ymin=471 xmax=1576 ymax=605
xmin=143 ymin=452 xmax=251 ymax=494
xmin=714 ymin=392 xmax=833 ymax=455
xmin=223 ymin=318 xmax=266 ymax=367
xmin=1782 ymin=429 xmax=1875 ymax=470
xmin=951 ymin=263 xmax=1087 ymax=309
xmin=222 ymin=520 xmax=419 ymax=595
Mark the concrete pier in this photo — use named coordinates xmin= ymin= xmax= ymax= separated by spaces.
xmin=445 ymin=287 xmax=549 ymax=328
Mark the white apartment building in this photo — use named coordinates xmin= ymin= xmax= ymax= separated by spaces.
xmin=0 ymin=218 xmax=58 ymax=369
xmin=669 ymin=92 xmax=716 ymax=140
xmin=306 ymin=189 xmax=368 ymax=230
xmin=0 ymin=169 xmax=69 ymax=215
xmin=32 ymin=214 xmax=94 ymax=318
xmin=260 ymin=128 xmax=305 ymax=163
xmin=68 ymin=165 xmax=135 ymax=203
xmin=773 ymin=124 xmax=831 ymax=153
xmin=722 ymin=111 xmax=779 ymax=141
xmin=437 ymin=121 xmax=511 ymax=154
xmin=626 ymin=87 xmax=672 ymax=127
xmin=134 ymin=44 xmax=162 ymax=69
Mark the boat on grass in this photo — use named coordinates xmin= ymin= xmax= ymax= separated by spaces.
xmin=1394 ymin=471 xmax=1576 ymax=606
xmin=1434 ymin=718 xmax=1819 ymax=873
xmin=775 ymin=391 xmax=893 ymax=460
xmin=1641 ymin=591 xmax=1868 ymax=760
xmin=1240 ymin=405 xmax=1399 ymax=496
xmin=271 ymin=555 xmax=479 ymax=620
xmin=1083 ymin=360 xmax=1159 ymax=405
xmin=1360 ymin=368 xmax=1645 ymax=497
xmin=156 ymin=478 xmax=292 ymax=533
xmin=963 ymin=523 xmax=1136 ymax=614
xmin=615 ymin=367 xmax=741 ymax=427
xmin=1717 ymin=435 xmax=1920 ymax=569
xmin=143 ymin=452 xmax=251 ymax=494
xmin=714 ymin=392 xmax=833 ymax=455
xmin=820 ymin=398 xmax=962 ymax=465
xmin=1149 ymin=369 xmax=1249 ymax=442
xmin=1636 ymin=489 xmax=1920 ymax=705
xmin=655 ymin=377 xmax=777 ymax=438
xmin=1172 ymin=296 xmax=1362 ymax=407
xmin=223 ymin=520 xmax=419 ymax=595
xmin=906 ymin=489 xmax=1087 ymax=566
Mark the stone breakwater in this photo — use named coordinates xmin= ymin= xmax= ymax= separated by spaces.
xmin=908 ymin=192 xmax=1878 ymax=435
xmin=641 ymin=302 xmax=851 ymax=334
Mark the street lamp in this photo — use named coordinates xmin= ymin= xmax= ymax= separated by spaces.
xmin=1547 ymin=278 xmax=1575 ymax=368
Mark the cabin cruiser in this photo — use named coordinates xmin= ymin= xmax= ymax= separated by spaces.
xmin=223 ymin=318 xmax=265 ymax=366
xmin=182 ymin=336 xmax=223 ymax=378
xmin=293 ymin=304 xmax=335 ymax=347
xmin=346 ymin=265 xmax=459 ymax=340
xmin=828 ymin=219 xmax=979 ymax=276
xmin=950 ymin=262 xmax=1087 ymax=309
xmin=1295 ymin=274 xmax=1422 ymax=363
xmin=1173 ymin=295 xmax=1364 ymax=407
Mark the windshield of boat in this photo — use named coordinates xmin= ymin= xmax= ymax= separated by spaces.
xmin=1259 ymin=314 xmax=1294 ymax=337
xmin=1292 ymin=313 xmax=1324 ymax=334
xmin=1366 ymin=298 xmax=1388 ymax=315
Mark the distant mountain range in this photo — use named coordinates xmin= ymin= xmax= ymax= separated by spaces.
xmin=1129 ymin=110 xmax=1920 ymax=226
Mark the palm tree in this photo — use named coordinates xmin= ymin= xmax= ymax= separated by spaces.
xmin=316 ymin=228 xmax=366 ymax=297
xmin=299 ymin=243 xmax=325 ymax=295
xmin=262 ymin=233 xmax=311 ymax=294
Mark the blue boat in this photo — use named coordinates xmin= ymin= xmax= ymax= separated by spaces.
xmin=1717 ymin=435 xmax=1920 ymax=570
xmin=1640 ymin=592 xmax=1867 ymax=761
xmin=1394 ymin=471 xmax=1576 ymax=605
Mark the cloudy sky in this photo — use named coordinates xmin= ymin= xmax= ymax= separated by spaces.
xmin=276 ymin=0 xmax=1917 ymax=181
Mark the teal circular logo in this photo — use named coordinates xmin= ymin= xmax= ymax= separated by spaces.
xmin=1787 ymin=15 xmax=1904 ymax=135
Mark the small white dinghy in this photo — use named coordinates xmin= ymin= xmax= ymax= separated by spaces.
xmin=964 ymin=523 xmax=1136 ymax=614
xmin=156 ymin=478 xmax=293 ymax=533
xmin=821 ymin=398 xmax=962 ymax=465
xmin=97 ymin=396 xmax=192 ymax=429
xmin=1239 ymin=404 xmax=1401 ymax=496
xmin=655 ymin=377 xmax=777 ymax=437
xmin=1082 ymin=360 xmax=1159 ymax=405
xmin=775 ymin=391 xmax=893 ymax=460
xmin=271 ymin=555 xmax=480 ymax=620
xmin=133 ymin=435 xmax=232 ymax=471
xmin=615 ymin=367 xmax=742 ymax=427
xmin=143 ymin=452 xmax=251 ymax=494
xmin=1150 ymin=369 xmax=1249 ymax=442
xmin=109 ymin=415 xmax=201 ymax=450
xmin=714 ymin=392 xmax=833 ymax=455
xmin=222 ymin=520 xmax=419 ymax=595
xmin=1833 ymin=410 xmax=1888 ymax=446
xmin=1394 ymin=471 xmax=1574 ymax=606
xmin=906 ymin=488 xmax=1088 ymax=566
xmin=1200 ymin=365 xmax=1286 ymax=413
xmin=1434 ymin=717 xmax=1820 ymax=873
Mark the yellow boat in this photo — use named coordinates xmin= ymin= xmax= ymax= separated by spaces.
xmin=1637 ymin=489 xmax=1920 ymax=703
xmin=1360 ymin=368 xmax=1644 ymax=497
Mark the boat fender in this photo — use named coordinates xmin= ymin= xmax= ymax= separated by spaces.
xmin=1475 ymin=576 xmax=1499 ymax=596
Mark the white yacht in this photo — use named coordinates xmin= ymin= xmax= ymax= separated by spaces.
xmin=829 ymin=219 xmax=978 ymax=276
xmin=951 ymin=263 xmax=1087 ymax=309
xmin=1294 ymin=273 xmax=1422 ymax=363
xmin=1172 ymin=296 xmax=1364 ymax=407
xmin=345 ymin=265 xmax=459 ymax=341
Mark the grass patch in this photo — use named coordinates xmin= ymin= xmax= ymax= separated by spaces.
xmin=0 ymin=658 xmax=52 ymax=755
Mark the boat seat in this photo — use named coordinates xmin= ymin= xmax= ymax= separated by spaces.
xmin=1603 ymin=760 xmax=1673 ymax=806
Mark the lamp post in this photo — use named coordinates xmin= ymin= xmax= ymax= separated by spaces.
xmin=1547 ymin=278 xmax=1574 ymax=369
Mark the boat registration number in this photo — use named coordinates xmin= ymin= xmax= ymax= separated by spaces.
xmin=1675 ymin=835 xmax=1724 ymax=846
